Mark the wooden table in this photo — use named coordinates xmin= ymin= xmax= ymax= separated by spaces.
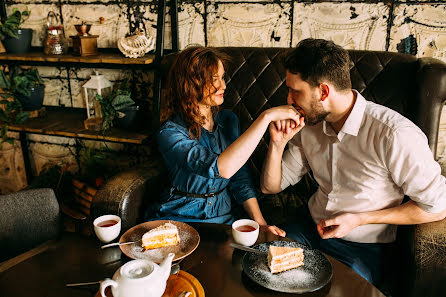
xmin=0 ymin=223 xmax=385 ymax=297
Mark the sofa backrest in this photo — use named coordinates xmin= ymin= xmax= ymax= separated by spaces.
xmin=160 ymin=47 xmax=446 ymax=184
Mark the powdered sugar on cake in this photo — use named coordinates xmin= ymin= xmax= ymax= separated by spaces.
xmin=142 ymin=222 xmax=180 ymax=250
xmin=242 ymin=241 xmax=332 ymax=293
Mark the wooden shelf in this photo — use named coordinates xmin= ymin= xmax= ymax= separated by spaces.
xmin=0 ymin=51 xmax=155 ymax=65
xmin=4 ymin=109 xmax=150 ymax=144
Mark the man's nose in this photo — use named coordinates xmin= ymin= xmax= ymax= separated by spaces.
xmin=287 ymin=91 xmax=293 ymax=105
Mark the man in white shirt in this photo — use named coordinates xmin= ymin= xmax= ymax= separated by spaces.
xmin=260 ymin=38 xmax=446 ymax=286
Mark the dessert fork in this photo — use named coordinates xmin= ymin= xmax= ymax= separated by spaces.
xmin=101 ymin=239 xmax=141 ymax=249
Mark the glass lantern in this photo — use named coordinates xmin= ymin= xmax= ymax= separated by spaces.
xmin=82 ymin=71 xmax=113 ymax=120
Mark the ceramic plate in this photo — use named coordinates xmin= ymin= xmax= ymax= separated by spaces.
xmin=242 ymin=241 xmax=332 ymax=293
xmin=119 ymin=220 xmax=200 ymax=264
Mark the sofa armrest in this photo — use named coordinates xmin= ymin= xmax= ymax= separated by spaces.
xmin=91 ymin=159 xmax=167 ymax=232
xmin=415 ymin=57 xmax=446 ymax=157
xmin=410 ymin=218 xmax=446 ymax=296
xmin=414 ymin=218 xmax=446 ymax=270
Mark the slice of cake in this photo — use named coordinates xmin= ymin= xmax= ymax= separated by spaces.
xmin=268 ymin=245 xmax=304 ymax=273
xmin=142 ymin=222 xmax=180 ymax=250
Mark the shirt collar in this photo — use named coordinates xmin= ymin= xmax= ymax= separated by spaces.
xmin=322 ymin=90 xmax=366 ymax=138
xmin=341 ymin=90 xmax=366 ymax=137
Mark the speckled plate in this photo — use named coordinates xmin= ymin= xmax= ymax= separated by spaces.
xmin=119 ymin=220 xmax=200 ymax=264
xmin=242 ymin=241 xmax=332 ymax=293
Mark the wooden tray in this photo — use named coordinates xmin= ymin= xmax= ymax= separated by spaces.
xmin=95 ymin=270 xmax=205 ymax=297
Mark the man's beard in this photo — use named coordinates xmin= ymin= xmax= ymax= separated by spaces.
xmin=305 ymin=94 xmax=329 ymax=126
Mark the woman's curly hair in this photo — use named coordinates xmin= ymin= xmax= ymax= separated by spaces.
xmin=161 ymin=46 xmax=229 ymax=139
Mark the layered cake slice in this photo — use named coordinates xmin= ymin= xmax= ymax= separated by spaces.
xmin=268 ymin=245 xmax=304 ymax=273
xmin=142 ymin=222 xmax=180 ymax=250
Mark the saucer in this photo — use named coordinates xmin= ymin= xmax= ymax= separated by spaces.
xmin=95 ymin=270 xmax=205 ymax=297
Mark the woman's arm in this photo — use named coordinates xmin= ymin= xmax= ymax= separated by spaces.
xmin=242 ymin=197 xmax=286 ymax=237
xmin=217 ymin=105 xmax=302 ymax=179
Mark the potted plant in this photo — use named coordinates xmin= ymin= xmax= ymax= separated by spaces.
xmin=0 ymin=7 xmax=32 ymax=54
xmin=95 ymin=79 xmax=137 ymax=131
xmin=0 ymin=66 xmax=44 ymax=145
xmin=8 ymin=66 xmax=45 ymax=111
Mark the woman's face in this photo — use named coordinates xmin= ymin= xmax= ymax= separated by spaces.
xmin=202 ymin=60 xmax=226 ymax=107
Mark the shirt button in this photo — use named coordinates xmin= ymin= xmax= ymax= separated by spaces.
xmin=208 ymin=202 xmax=212 ymax=205
xmin=211 ymin=187 xmax=215 ymax=190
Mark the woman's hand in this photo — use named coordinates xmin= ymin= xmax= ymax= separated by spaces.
xmin=269 ymin=117 xmax=305 ymax=144
xmin=265 ymin=105 xmax=301 ymax=123
xmin=260 ymin=225 xmax=286 ymax=237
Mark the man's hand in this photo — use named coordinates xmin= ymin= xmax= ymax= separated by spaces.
xmin=316 ymin=213 xmax=361 ymax=239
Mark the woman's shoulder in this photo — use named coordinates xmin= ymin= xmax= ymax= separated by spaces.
xmin=159 ymin=116 xmax=189 ymax=137
xmin=216 ymin=110 xmax=239 ymax=125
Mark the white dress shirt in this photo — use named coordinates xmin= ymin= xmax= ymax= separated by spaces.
xmin=281 ymin=91 xmax=446 ymax=243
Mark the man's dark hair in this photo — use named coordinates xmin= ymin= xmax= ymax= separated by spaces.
xmin=283 ymin=38 xmax=352 ymax=91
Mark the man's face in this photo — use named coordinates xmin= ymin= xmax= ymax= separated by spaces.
xmin=286 ymin=71 xmax=329 ymax=126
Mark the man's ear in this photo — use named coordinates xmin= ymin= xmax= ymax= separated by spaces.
xmin=320 ymin=83 xmax=329 ymax=101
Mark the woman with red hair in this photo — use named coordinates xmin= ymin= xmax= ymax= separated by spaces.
xmin=149 ymin=46 xmax=303 ymax=236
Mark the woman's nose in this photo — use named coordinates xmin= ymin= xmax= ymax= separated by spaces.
xmin=220 ymin=79 xmax=226 ymax=90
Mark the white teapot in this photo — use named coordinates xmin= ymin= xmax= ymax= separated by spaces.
xmin=100 ymin=253 xmax=175 ymax=297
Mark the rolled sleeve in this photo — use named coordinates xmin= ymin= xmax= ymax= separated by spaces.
xmin=158 ymin=125 xmax=223 ymax=179
xmin=387 ymin=126 xmax=446 ymax=213
xmin=281 ymin=135 xmax=310 ymax=190
xmin=228 ymin=164 xmax=257 ymax=204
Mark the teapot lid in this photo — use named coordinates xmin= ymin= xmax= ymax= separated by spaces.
xmin=120 ymin=259 xmax=154 ymax=280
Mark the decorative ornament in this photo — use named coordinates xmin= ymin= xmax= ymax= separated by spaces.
xmin=117 ymin=29 xmax=155 ymax=58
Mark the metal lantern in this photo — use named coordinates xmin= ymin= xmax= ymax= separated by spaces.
xmin=82 ymin=71 xmax=113 ymax=120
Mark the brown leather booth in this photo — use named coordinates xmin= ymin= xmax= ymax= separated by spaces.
xmin=92 ymin=48 xmax=446 ymax=297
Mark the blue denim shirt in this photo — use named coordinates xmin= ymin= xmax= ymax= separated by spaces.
xmin=149 ymin=110 xmax=257 ymax=224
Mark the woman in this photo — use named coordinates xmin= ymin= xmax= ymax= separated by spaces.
xmin=150 ymin=46 xmax=302 ymax=236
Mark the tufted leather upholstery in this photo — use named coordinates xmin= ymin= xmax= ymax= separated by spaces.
xmin=92 ymin=47 xmax=446 ymax=296
xmin=0 ymin=188 xmax=61 ymax=262
xmin=160 ymin=48 xmax=445 ymax=183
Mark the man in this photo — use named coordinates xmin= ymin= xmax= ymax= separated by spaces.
xmin=260 ymin=38 xmax=446 ymax=286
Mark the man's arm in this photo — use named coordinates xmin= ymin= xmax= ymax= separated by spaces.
xmin=318 ymin=201 xmax=446 ymax=239
xmin=261 ymin=119 xmax=304 ymax=194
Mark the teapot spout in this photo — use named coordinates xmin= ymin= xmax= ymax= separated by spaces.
xmin=159 ymin=253 xmax=175 ymax=279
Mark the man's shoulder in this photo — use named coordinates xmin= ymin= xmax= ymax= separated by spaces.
xmin=363 ymin=101 xmax=418 ymax=132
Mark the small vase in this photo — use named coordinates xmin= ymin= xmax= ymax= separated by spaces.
xmin=16 ymin=85 xmax=45 ymax=111
xmin=115 ymin=105 xmax=140 ymax=130
xmin=2 ymin=28 xmax=33 ymax=54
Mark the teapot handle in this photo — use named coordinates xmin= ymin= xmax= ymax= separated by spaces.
xmin=100 ymin=278 xmax=118 ymax=297
xmin=46 ymin=11 xmax=59 ymax=28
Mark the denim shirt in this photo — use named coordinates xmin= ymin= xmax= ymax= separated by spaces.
xmin=150 ymin=110 xmax=257 ymax=224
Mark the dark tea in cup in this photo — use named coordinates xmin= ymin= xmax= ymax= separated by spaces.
xmin=236 ymin=225 xmax=257 ymax=232
xmin=98 ymin=220 xmax=119 ymax=228
xmin=93 ymin=214 xmax=121 ymax=243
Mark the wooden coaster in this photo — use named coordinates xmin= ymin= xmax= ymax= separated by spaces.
xmin=84 ymin=117 xmax=103 ymax=131
xmin=28 ymin=107 xmax=46 ymax=119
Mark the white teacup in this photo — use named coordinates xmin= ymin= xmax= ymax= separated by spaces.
xmin=93 ymin=214 xmax=121 ymax=243
xmin=232 ymin=219 xmax=259 ymax=246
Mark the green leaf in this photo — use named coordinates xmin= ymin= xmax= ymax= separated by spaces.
xmin=13 ymin=76 xmax=33 ymax=97
xmin=0 ymin=71 xmax=10 ymax=89
xmin=111 ymin=94 xmax=135 ymax=110
xmin=0 ymin=109 xmax=9 ymax=122
xmin=15 ymin=111 xmax=29 ymax=124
